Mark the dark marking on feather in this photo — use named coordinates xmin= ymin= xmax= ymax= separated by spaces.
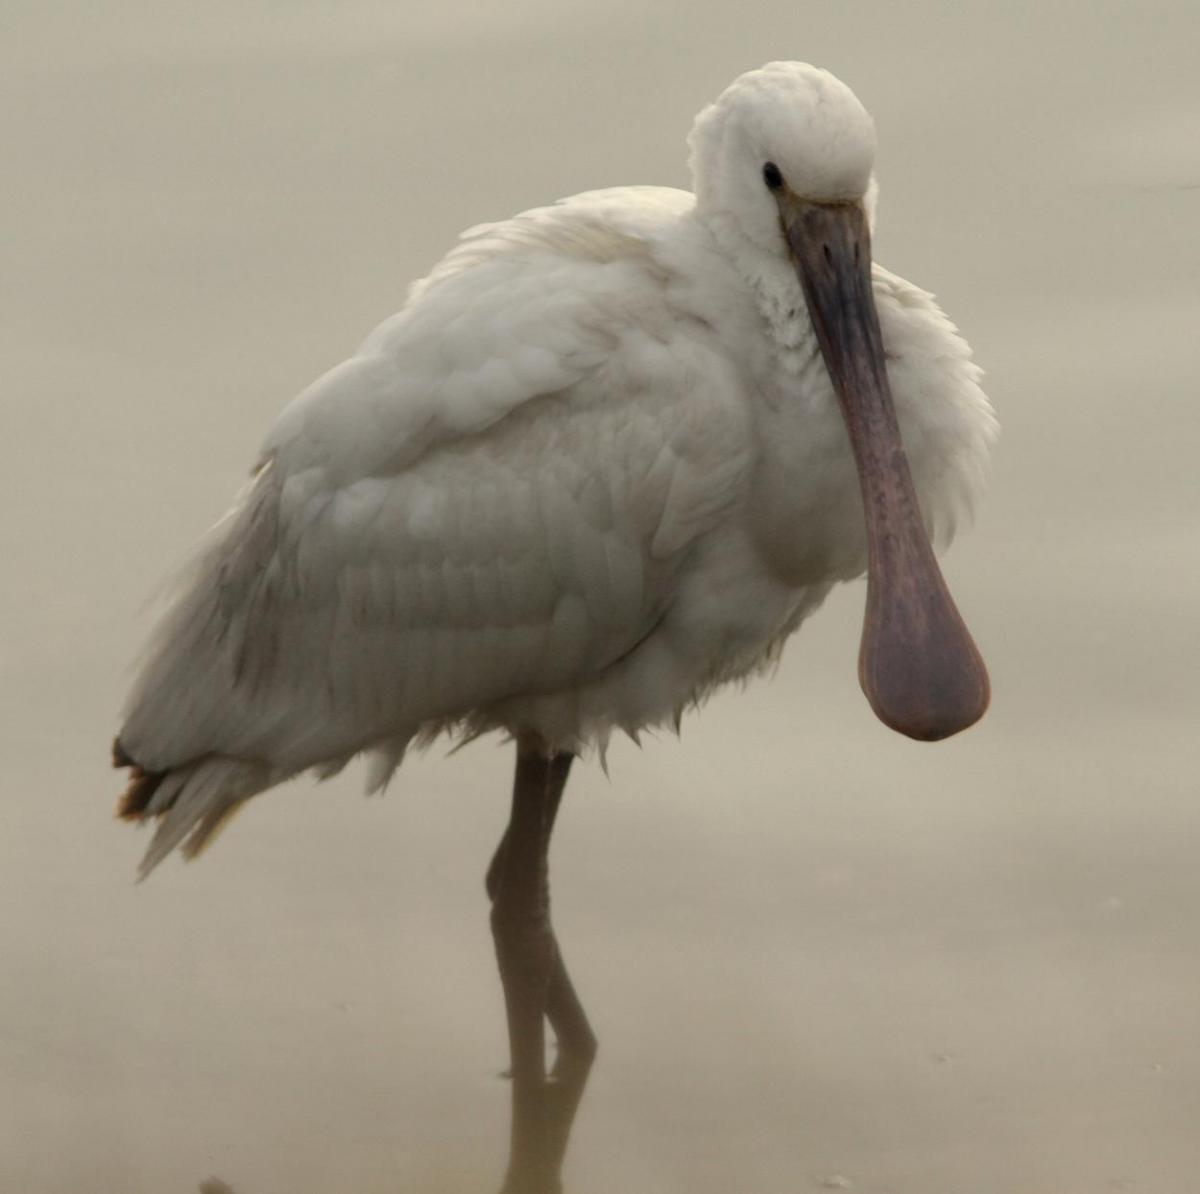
xmin=116 ymin=768 xmax=167 ymax=821
xmin=112 ymin=736 xmax=166 ymax=821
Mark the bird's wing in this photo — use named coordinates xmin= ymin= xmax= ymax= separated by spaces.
xmin=119 ymin=205 xmax=750 ymax=781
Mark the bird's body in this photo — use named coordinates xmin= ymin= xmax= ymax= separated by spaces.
xmin=117 ymin=70 xmax=993 ymax=876
xmin=115 ymin=61 xmax=996 ymax=1192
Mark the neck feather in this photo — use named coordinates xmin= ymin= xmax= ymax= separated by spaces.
xmin=700 ymin=209 xmax=818 ymax=367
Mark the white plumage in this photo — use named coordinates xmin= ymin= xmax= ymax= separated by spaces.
xmin=116 ymin=62 xmax=995 ymax=875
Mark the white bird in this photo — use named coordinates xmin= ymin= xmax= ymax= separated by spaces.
xmin=114 ymin=62 xmax=995 ymax=1193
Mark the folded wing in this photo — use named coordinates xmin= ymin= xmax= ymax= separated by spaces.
xmin=117 ymin=194 xmax=750 ymax=870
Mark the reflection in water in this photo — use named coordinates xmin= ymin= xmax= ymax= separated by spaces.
xmin=495 ymin=1052 xmax=595 ymax=1194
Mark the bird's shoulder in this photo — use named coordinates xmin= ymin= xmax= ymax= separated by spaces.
xmin=411 ymin=185 xmax=698 ymax=298
xmin=248 ymin=185 xmax=751 ymax=575
xmin=260 ymin=186 xmax=737 ymax=485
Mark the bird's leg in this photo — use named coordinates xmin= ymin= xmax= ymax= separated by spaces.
xmin=487 ymin=752 xmax=597 ymax=1069
xmin=489 ymin=742 xmax=596 ymax=1194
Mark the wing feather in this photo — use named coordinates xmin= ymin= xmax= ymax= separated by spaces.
xmin=119 ymin=190 xmax=750 ymax=784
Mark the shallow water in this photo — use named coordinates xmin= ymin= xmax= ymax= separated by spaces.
xmin=3 ymin=2 xmax=1199 ymax=1191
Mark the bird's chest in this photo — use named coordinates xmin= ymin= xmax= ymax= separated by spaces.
xmin=744 ymin=350 xmax=871 ymax=588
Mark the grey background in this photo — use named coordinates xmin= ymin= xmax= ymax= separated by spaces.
xmin=3 ymin=2 xmax=1198 ymax=1191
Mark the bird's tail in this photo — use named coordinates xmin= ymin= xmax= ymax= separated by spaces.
xmin=113 ymin=739 xmax=276 ymax=880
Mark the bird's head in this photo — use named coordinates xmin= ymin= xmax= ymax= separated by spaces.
xmin=691 ymin=63 xmax=990 ymax=742
xmin=689 ymin=61 xmax=877 ymax=251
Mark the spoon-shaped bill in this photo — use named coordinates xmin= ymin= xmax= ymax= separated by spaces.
xmin=782 ymin=197 xmax=990 ymax=740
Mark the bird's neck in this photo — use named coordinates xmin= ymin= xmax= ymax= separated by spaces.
xmin=698 ymin=209 xmax=816 ymax=368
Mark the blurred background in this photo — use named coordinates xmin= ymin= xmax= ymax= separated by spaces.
xmin=3 ymin=1 xmax=1198 ymax=1191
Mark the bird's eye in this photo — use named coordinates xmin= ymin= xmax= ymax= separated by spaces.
xmin=762 ymin=161 xmax=784 ymax=191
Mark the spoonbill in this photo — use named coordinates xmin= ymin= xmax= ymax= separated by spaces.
xmin=114 ymin=61 xmax=995 ymax=1192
